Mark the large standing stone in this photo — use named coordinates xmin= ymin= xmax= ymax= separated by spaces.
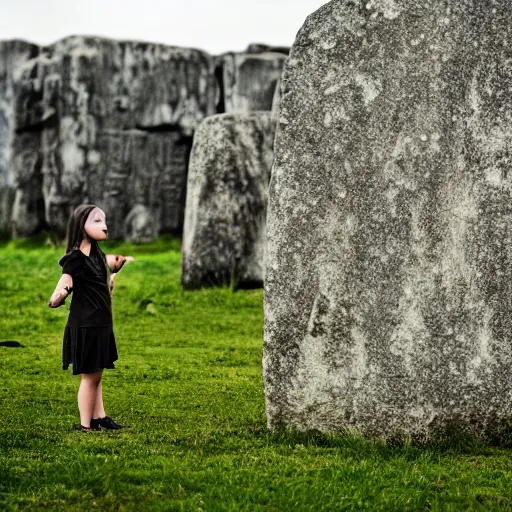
xmin=182 ymin=112 xmax=275 ymax=290
xmin=0 ymin=40 xmax=40 ymax=238
xmin=10 ymin=36 xmax=215 ymax=238
xmin=263 ymin=0 xmax=512 ymax=441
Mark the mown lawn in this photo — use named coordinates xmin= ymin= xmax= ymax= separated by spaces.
xmin=1 ymin=234 xmax=512 ymax=511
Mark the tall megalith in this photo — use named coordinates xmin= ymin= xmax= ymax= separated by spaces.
xmin=182 ymin=112 xmax=275 ymax=290
xmin=263 ymin=0 xmax=512 ymax=441
xmin=0 ymin=40 xmax=40 ymax=238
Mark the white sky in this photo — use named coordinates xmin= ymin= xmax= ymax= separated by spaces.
xmin=0 ymin=0 xmax=327 ymax=54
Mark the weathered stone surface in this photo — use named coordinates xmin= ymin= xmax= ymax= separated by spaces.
xmin=263 ymin=0 xmax=512 ymax=441
xmin=0 ymin=35 xmax=287 ymax=241
xmin=182 ymin=112 xmax=275 ymax=290
xmin=14 ymin=36 xmax=217 ymax=134
xmin=0 ymin=40 xmax=40 ymax=238
xmin=93 ymin=129 xmax=191 ymax=239
xmin=10 ymin=131 xmax=45 ymax=237
xmin=10 ymin=36 xmax=213 ymax=239
xmin=220 ymin=52 xmax=287 ymax=114
xmin=124 ymin=204 xmax=153 ymax=243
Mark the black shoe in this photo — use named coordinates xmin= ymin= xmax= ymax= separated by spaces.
xmin=73 ymin=423 xmax=102 ymax=432
xmin=90 ymin=417 xmax=102 ymax=430
xmin=94 ymin=415 xmax=130 ymax=430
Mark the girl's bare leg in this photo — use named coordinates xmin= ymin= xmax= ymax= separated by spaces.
xmin=77 ymin=370 xmax=103 ymax=427
xmin=92 ymin=380 xmax=107 ymax=419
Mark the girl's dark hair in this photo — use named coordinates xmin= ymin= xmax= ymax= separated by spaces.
xmin=64 ymin=204 xmax=98 ymax=253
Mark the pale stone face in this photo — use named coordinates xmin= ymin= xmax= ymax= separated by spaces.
xmin=0 ymin=40 xmax=40 ymax=239
xmin=84 ymin=207 xmax=108 ymax=242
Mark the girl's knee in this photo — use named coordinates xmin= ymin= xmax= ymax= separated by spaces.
xmin=80 ymin=370 xmax=103 ymax=385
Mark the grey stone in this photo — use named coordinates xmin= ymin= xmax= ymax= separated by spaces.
xmin=0 ymin=40 xmax=40 ymax=238
xmin=220 ymin=52 xmax=287 ymax=114
xmin=10 ymin=36 xmax=214 ymax=239
xmin=93 ymin=129 xmax=191 ymax=240
xmin=10 ymin=131 xmax=44 ymax=238
xmin=14 ymin=36 xmax=217 ymax=134
xmin=263 ymin=0 xmax=512 ymax=441
xmin=182 ymin=112 xmax=275 ymax=290
xmin=124 ymin=204 xmax=154 ymax=243
xmin=1 ymin=35 xmax=288 ymax=241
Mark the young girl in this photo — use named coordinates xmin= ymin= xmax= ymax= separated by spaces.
xmin=48 ymin=204 xmax=135 ymax=432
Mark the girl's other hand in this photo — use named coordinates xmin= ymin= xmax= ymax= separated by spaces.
xmin=109 ymin=273 xmax=117 ymax=297
xmin=48 ymin=289 xmax=69 ymax=308
xmin=107 ymin=255 xmax=135 ymax=274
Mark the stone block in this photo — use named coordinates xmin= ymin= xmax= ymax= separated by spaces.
xmin=263 ymin=0 xmax=512 ymax=441
xmin=182 ymin=112 xmax=275 ymax=289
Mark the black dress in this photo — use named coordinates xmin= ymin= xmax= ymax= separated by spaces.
xmin=58 ymin=239 xmax=118 ymax=375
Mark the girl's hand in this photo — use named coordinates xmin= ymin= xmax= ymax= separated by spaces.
xmin=107 ymin=254 xmax=135 ymax=274
xmin=48 ymin=287 xmax=71 ymax=308
xmin=117 ymin=255 xmax=135 ymax=270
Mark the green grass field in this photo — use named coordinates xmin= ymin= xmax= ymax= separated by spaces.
xmin=2 ymin=234 xmax=512 ymax=511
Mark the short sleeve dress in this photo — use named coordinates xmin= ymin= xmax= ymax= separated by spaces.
xmin=58 ymin=239 xmax=118 ymax=375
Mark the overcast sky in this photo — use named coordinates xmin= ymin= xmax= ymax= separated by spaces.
xmin=0 ymin=0 xmax=327 ymax=54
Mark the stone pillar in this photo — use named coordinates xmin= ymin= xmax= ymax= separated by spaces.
xmin=182 ymin=112 xmax=275 ymax=290
xmin=0 ymin=40 xmax=40 ymax=238
xmin=263 ymin=0 xmax=512 ymax=441
xmin=96 ymin=129 xmax=191 ymax=240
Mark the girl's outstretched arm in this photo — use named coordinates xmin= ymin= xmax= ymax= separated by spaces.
xmin=106 ymin=254 xmax=135 ymax=274
xmin=48 ymin=274 xmax=73 ymax=308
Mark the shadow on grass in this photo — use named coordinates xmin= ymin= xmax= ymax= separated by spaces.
xmin=167 ymin=419 xmax=500 ymax=461
xmin=261 ymin=424 xmax=501 ymax=460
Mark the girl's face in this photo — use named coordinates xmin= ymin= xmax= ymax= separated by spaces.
xmin=84 ymin=207 xmax=108 ymax=241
